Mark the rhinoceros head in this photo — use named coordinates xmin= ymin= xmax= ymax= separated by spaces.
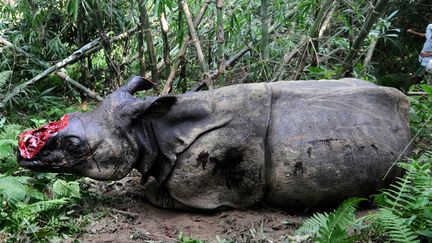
xmin=17 ymin=76 xmax=176 ymax=180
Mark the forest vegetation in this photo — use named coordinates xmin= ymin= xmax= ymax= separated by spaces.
xmin=0 ymin=0 xmax=432 ymax=241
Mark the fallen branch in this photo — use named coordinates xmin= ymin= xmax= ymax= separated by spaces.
xmin=110 ymin=208 xmax=140 ymax=218
xmin=407 ymin=91 xmax=428 ymax=96
xmin=1 ymin=27 xmax=137 ymax=105
xmin=0 ymin=36 xmax=103 ymax=105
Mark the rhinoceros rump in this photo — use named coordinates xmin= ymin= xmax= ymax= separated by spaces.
xmin=17 ymin=77 xmax=411 ymax=210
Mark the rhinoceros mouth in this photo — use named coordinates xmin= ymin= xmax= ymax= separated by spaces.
xmin=18 ymin=157 xmax=68 ymax=171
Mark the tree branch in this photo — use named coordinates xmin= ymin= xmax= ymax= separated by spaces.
xmin=1 ymin=27 xmax=138 ymax=106
xmin=0 ymin=36 xmax=103 ymax=105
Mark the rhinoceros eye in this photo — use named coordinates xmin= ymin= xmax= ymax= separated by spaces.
xmin=64 ymin=136 xmax=85 ymax=155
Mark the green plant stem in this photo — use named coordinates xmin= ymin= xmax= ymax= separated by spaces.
xmin=216 ymin=0 xmax=225 ymax=85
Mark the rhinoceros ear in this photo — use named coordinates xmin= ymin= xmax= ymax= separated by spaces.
xmin=126 ymin=96 xmax=177 ymax=120
xmin=119 ymin=76 xmax=155 ymax=94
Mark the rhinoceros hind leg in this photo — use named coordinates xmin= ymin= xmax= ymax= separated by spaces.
xmin=143 ymin=181 xmax=192 ymax=210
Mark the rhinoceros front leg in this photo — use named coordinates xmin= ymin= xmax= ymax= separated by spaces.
xmin=143 ymin=180 xmax=192 ymax=210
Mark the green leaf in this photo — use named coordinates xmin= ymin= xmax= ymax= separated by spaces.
xmin=420 ymin=84 xmax=432 ymax=96
xmin=0 ymin=143 xmax=13 ymax=159
xmin=52 ymin=179 xmax=81 ymax=199
xmin=0 ymin=71 xmax=12 ymax=90
xmin=66 ymin=0 xmax=79 ymax=22
xmin=0 ymin=176 xmax=31 ymax=203
xmin=417 ymin=230 xmax=432 ymax=238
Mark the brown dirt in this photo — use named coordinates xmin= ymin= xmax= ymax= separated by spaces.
xmin=77 ymin=171 xmax=308 ymax=242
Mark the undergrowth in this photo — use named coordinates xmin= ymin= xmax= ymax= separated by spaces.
xmin=0 ymin=114 xmax=89 ymax=241
xmin=292 ymin=156 xmax=432 ymax=243
xmin=292 ymin=84 xmax=432 ymax=243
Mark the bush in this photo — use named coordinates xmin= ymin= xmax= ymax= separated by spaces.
xmin=0 ymin=122 xmax=88 ymax=241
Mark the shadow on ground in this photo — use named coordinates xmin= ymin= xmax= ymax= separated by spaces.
xmin=76 ymin=170 xmax=307 ymax=242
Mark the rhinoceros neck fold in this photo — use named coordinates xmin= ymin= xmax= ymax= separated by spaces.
xmin=132 ymin=120 xmax=160 ymax=179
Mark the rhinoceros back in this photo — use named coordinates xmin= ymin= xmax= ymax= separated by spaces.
xmin=264 ymin=79 xmax=411 ymax=208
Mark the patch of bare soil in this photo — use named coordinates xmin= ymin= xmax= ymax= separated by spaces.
xmin=77 ymin=172 xmax=307 ymax=242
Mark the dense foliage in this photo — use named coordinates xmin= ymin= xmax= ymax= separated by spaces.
xmin=0 ymin=0 xmax=431 ymax=241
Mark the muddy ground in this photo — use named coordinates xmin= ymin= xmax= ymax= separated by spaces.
xmin=77 ymin=171 xmax=308 ymax=242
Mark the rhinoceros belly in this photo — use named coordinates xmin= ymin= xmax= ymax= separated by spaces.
xmin=264 ymin=79 xmax=411 ymax=208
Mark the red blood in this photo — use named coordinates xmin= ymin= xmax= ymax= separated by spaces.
xmin=18 ymin=114 xmax=69 ymax=159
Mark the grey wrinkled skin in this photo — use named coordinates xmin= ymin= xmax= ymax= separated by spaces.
xmin=18 ymin=77 xmax=411 ymax=210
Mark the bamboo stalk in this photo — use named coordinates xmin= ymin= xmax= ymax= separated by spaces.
xmin=1 ymin=27 xmax=137 ymax=103
xmin=181 ymin=0 xmax=212 ymax=88
xmin=362 ymin=37 xmax=378 ymax=76
xmin=160 ymin=11 xmax=171 ymax=76
xmin=192 ymin=7 xmax=298 ymax=91
xmin=318 ymin=3 xmax=337 ymax=39
xmin=293 ymin=46 xmax=309 ymax=80
xmin=0 ymin=36 xmax=103 ymax=104
xmin=216 ymin=0 xmax=225 ymax=85
xmin=337 ymin=0 xmax=389 ymax=78
xmin=162 ymin=0 xmax=210 ymax=95
xmin=93 ymin=1 xmax=122 ymax=86
xmin=294 ymin=0 xmax=335 ymax=79
xmin=139 ymin=0 xmax=159 ymax=88
xmin=261 ymin=0 xmax=269 ymax=61
xmin=137 ymin=0 xmax=146 ymax=77
xmin=310 ymin=0 xmax=335 ymax=66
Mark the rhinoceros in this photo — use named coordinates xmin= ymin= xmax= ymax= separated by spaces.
xmin=17 ymin=77 xmax=411 ymax=210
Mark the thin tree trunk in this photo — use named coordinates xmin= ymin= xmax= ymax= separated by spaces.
xmin=337 ymin=0 xmax=389 ymax=78
xmin=261 ymin=0 xmax=269 ymax=61
xmin=216 ymin=0 xmax=225 ymax=85
xmin=181 ymin=0 xmax=212 ymax=88
xmin=260 ymin=0 xmax=270 ymax=80
xmin=362 ymin=37 xmax=378 ymax=76
xmin=312 ymin=0 xmax=336 ymax=66
xmin=293 ymin=47 xmax=309 ymax=80
xmin=137 ymin=0 xmax=146 ymax=77
xmin=160 ymin=11 xmax=171 ymax=77
xmin=76 ymin=2 xmax=91 ymax=101
xmin=318 ymin=3 xmax=337 ymax=39
xmin=139 ymin=0 xmax=159 ymax=89
xmin=162 ymin=0 xmax=210 ymax=95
